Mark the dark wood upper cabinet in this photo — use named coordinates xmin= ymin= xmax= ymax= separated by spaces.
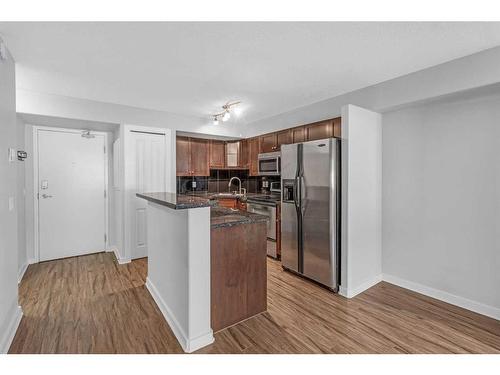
xmin=333 ymin=117 xmax=341 ymax=138
xmin=292 ymin=126 xmax=306 ymax=143
xmin=276 ymin=129 xmax=293 ymax=150
xmin=225 ymin=141 xmax=240 ymax=168
xmin=176 ymin=137 xmax=209 ymax=176
xmin=305 ymin=120 xmax=333 ymax=141
xmin=239 ymin=139 xmax=249 ymax=168
xmin=260 ymin=133 xmax=278 ymax=153
xmin=177 ymin=116 xmax=341 ymax=176
xmin=248 ymin=137 xmax=260 ymax=176
xmin=209 ymin=140 xmax=225 ymax=169
xmin=176 ymin=136 xmax=191 ymax=176
xmin=190 ymin=138 xmax=210 ymax=176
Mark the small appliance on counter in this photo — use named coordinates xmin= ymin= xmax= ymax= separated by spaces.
xmin=270 ymin=181 xmax=281 ymax=193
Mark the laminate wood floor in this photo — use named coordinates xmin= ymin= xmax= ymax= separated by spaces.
xmin=9 ymin=252 xmax=500 ymax=353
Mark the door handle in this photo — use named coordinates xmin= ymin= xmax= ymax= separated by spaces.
xmin=41 ymin=194 xmax=53 ymax=199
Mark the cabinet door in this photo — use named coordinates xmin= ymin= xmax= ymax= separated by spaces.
xmin=176 ymin=136 xmax=191 ymax=176
xmin=248 ymin=137 xmax=260 ymax=176
xmin=292 ymin=126 xmax=306 ymax=143
xmin=239 ymin=139 xmax=249 ymax=168
xmin=209 ymin=140 xmax=225 ymax=169
xmin=260 ymin=133 xmax=278 ymax=153
xmin=333 ymin=117 xmax=341 ymax=138
xmin=226 ymin=141 xmax=240 ymax=168
xmin=305 ymin=120 xmax=333 ymax=141
xmin=277 ymin=129 xmax=293 ymax=150
xmin=190 ymin=138 xmax=209 ymax=176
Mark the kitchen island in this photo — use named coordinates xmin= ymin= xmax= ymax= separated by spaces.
xmin=136 ymin=192 xmax=268 ymax=352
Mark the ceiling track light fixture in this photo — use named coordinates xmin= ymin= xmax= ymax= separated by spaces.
xmin=212 ymin=101 xmax=241 ymax=125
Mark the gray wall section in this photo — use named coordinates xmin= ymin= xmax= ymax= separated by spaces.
xmin=382 ymin=90 xmax=500 ymax=309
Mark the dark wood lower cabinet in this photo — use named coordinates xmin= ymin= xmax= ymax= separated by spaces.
xmin=211 ymin=222 xmax=267 ymax=332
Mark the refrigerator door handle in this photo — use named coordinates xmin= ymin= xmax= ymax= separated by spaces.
xmin=294 ymin=177 xmax=300 ymax=209
xmin=300 ymin=175 xmax=307 ymax=216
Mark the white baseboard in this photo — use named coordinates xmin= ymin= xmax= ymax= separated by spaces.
xmin=146 ymin=277 xmax=214 ymax=353
xmin=18 ymin=263 xmax=28 ymax=284
xmin=339 ymin=274 xmax=383 ymax=298
xmin=109 ymin=246 xmax=130 ymax=264
xmin=382 ymin=273 xmax=500 ymax=321
xmin=0 ymin=303 xmax=23 ymax=353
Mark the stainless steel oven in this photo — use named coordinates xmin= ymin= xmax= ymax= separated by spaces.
xmin=258 ymin=152 xmax=281 ymax=176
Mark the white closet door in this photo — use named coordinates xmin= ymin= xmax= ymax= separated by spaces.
xmin=38 ymin=130 xmax=106 ymax=261
xmin=129 ymin=132 xmax=166 ymax=259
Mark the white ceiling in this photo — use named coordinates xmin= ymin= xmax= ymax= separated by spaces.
xmin=2 ymin=22 xmax=500 ymax=126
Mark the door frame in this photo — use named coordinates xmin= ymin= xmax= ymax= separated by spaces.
xmin=121 ymin=124 xmax=174 ymax=262
xmin=32 ymin=126 xmax=109 ymax=263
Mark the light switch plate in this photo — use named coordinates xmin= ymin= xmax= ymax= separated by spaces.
xmin=8 ymin=197 xmax=15 ymax=212
xmin=8 ymin=148 xmax=16 ymax=162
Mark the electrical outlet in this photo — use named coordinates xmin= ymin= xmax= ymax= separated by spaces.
xmin=8 ymin=197 xmax=15 ymax=212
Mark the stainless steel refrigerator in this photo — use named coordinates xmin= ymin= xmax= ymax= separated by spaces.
xmin=281 ymin=138 xmax=340 ymax=291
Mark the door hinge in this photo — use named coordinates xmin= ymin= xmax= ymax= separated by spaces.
xmin=104 ymin=190 xmax=107 ymax=198
xmin=104 ymin=233 xmax=107 ymax=243
xmin=104 ymin=145 xmax=106 ymax=154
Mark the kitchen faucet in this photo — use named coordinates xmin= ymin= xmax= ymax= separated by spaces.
xmin=228 ymin=177 xmax=246 ymax=196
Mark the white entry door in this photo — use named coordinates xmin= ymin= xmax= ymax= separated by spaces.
xmin=38 ymin=129 xmax=106 ymax=262
xmin=129 ymin=131 xmax=166 ymax=259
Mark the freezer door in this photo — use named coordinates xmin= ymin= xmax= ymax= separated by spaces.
xmin=301 ymin=138 xmax=338 ymax=289
xmin=281 ymin=144 xmax=300 ymax=272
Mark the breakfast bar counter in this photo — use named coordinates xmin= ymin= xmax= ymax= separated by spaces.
xmin=136 ymin=192 xmax=268 ymax=352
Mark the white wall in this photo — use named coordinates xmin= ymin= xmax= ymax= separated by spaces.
xmin=0 ymin=42 xmax=22 ymax=353
xmin=16 ymin=116 xmax=27 ymax=281
xmin=146 ymin=203 xmax=213 ymax=352
xmin=245 ymin=46 xmax=500 ymax=137
xmin=382 ymin=91 xmax=500 ymax=319
xmin=17 ymin=89 xmax=241 ymax=138
xmin=340 ymin=105 xmax=382 ymax=298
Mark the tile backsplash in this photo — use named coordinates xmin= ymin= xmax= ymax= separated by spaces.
xmin=177 ymin=170 xmax=279 ymax=195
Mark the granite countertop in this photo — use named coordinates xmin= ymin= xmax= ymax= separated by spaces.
xmin=136 ymin=192 xmax=217 ymax=210
xmin=179 ymin=191 xmax=281 ymax=206
xmin=210 ymin=206 xmax=269 ymax=229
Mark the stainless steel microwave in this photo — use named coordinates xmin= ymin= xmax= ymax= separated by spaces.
xmin=258 ymin=151 xmax=281 ymax=176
